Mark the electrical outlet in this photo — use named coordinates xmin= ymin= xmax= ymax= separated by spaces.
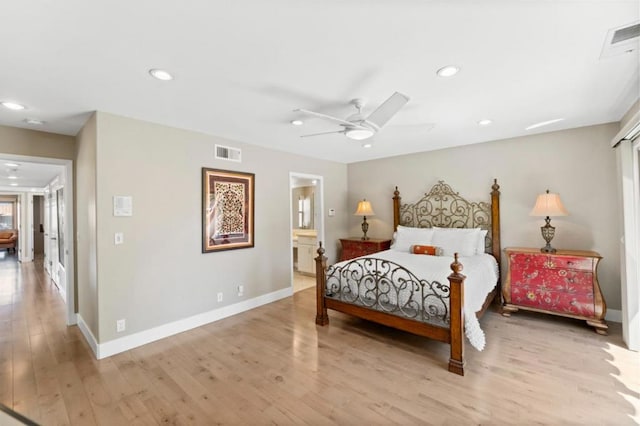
xmin=217 ymin=292 xmax=223 ymax=302
xmin=114 ymin=232 xmax=124 ymax=245
xmin=237 ymin=285 xmax=244 ymax=296
xmin=116 ymin=319 xmax=126 ymax=333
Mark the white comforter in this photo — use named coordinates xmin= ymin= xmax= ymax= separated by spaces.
xmin=331 ymin=250 xmax=499 ymax=350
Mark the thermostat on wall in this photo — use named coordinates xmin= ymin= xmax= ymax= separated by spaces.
xmin=328 ymin=208 xmax=335 ymax=217
xmin=113 ymin=196 xmax=133 ymax=217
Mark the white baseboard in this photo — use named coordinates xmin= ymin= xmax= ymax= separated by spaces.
xmin=76 ymin=313 xmax=99 ymax=358
xmin=606 ymin=309 xmax=622 ymax=323
xmin=84 ymin=286 xmax=293 ymax=360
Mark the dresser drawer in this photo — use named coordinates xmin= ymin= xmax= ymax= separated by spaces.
xmin=511 ymin=268 xmax=594 ymax=295
xmin=509 ymin=253 xmax=548 ymax=270
xmin=546 ymin=255 xmax=593 ymax=271
xmin=339 ymin=238 xmax=392 ymax=261
xmin=511 ymin=285 xmax=595 ymax=317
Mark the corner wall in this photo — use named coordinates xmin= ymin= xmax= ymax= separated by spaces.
xmin=75 ymin=113 xmax=99 ymax=339
xmin=347 ymin=123 xmax=622 ymax=310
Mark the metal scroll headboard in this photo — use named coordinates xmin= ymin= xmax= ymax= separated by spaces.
xmin=394 ymin=180 xmax=493 ymax=253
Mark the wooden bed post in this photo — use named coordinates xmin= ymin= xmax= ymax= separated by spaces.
xmin=315 ymin=242 xmax=329 ymax=326
xmin=491 ymin=179 xmax=502 ymax=304
xmin=393 ymin=187 xmax=401 ymax=231
xmin=448 ymin=253 xmax=466 ymax=376
xmin=491 ymin=179 xmax=501 ymax=269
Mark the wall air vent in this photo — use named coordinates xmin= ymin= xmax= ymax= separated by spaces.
xmin=215 ymin=144 xmax=241 ymax=162
xmin=600 ymin=21 xmax=640 ymax=59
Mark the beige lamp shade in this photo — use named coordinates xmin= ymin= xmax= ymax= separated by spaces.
xmin=354 ymin=200 xmax=375 ymax=216
xmin=530 ymin=191 xmax=568 ymax=217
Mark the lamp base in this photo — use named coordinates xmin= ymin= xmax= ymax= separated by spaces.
xmin=540 ymin=217 xmax=557 ymax=253
xmin=361 ymin=216 xmax=369 ymax=240
xmin=540 ymin=244 xmax=557 ymax=254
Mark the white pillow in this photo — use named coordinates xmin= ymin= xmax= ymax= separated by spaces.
xmin=476 ymin=229 xmax=488 ymax=254
xmin=432 ymin=227 xmax=480 ymax=257
xmin=391 ymin=225 xmax=435 ymax=252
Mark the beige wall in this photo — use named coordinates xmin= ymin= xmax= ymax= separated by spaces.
xmin=0 ymin=126 xmax=75 ymax=160
xmin=75 ymin=114 xmax=99 ymax=338
xmin=92 ymin=112 xmax=348 ymax=342
xmin=347 ymin=123 xmax=622 ymax=310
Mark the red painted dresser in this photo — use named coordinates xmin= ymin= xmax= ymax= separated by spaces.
xmin=502 ymin=247 xmax=607 ymax=334
xmin=339 ymin=238 xmax=391 ymax=261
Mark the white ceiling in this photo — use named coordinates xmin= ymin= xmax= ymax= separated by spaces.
xmin=0 ymin=1 xmax=638 ymax=164
xmin=0 ymin=159 xmax=63 ymax=191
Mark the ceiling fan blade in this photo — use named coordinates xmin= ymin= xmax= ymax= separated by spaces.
xmin=294 ymin=108 xmax=366 ymax=129
xmin=300 ymin=130 xmax=346 ymax=138
xmin=364 ymin=92 xmax=410 ymax=130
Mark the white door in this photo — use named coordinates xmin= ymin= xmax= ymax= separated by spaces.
xmin=44 ymin=190 xmax=51 ymax=275
xmin=49 ymin=189 xmax=59 ymax=287
xmin=55 ymin=187 xmax=66 ymax=300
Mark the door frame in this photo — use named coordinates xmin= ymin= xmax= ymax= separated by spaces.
xmin=0 ymin=153 xmax=75 ymax=326
xmin=612 ymin=112 xmax=640 ymax=351
xmin=289 ymin=172 xmax=325 ymax=290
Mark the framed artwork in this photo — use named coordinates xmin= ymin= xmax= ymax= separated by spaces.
xmin=202 ymin=168 xmax=255 ymax=252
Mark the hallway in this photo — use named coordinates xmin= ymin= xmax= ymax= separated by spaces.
xmin=0 ymin=252 xmax=87 ymax=424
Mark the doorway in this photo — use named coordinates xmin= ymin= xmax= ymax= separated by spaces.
xmin=33 ymin=195 xmax=45 ymax=258
xmin=290 ymin=172 xmax=324 ymax=293
xmin=0 ymin=154 xmax=75 ymax=326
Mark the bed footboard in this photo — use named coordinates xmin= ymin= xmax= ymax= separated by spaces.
xmin=314 ymin=244 xmax=466 ymax=375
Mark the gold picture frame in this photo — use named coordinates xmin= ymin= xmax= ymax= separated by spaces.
xmin=202 ymin=168 xmax=255 ymax=253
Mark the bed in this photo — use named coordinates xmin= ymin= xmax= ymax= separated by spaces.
xmin=314 ymin=179 xmax=501 ymax=375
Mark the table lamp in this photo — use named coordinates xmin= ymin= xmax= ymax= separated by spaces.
xmin=530 ymin=189 xmax=568 ymax=253
xmin=354 ymin=199 xmax=375 ymax=240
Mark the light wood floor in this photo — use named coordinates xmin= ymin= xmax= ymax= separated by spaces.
xmin=293 ymin=271 xmax=315 ymax=293
xmin=1 ymin=254 xmax=639 ymax=425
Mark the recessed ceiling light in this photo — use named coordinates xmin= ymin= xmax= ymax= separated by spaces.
xmin=478 ymin=119 xmax=493 ymax=126
xmin=290 ymin=120 xmax=303 ymax=126
xmin=8 ymin=176 xmax=17 ymax=180
xmin=1 ymin=101 xmax=26 ymax=110
xmin=362 ymin=142 xmax=373 ymax=148
xmin=24 ymin=118 xmax=45 ymax=125
xmin=4 ymin=163 xmax=19 ymax=167
xmin=436 ymin=65 xmax=460 ymax=77
xmin=9 ymin=183 xmax=18 ymax=187
xmin=525 ymin=118 xmax=565 ymax=131
xmin=149 ymin=68 xmax=174 ymax=81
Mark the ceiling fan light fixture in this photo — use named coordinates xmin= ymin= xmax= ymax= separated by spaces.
xmin=345 ymin=128 xmax=374 ymax=141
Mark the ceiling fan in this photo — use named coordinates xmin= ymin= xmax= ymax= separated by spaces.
xmin=293 ymin=92 xmax=410 ymax=140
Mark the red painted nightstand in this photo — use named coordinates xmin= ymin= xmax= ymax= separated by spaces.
xmin=339 ymin=238 xmax=391 ymax=261
xmin=502 ymin=247 xmax=607 ymax=334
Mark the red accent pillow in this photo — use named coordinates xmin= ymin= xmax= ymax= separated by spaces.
xmin=411 ymin=245 xmax=443 ymax=256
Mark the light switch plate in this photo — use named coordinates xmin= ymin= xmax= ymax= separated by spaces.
xmin=114 ymin=232 xmax=124 ymax=245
